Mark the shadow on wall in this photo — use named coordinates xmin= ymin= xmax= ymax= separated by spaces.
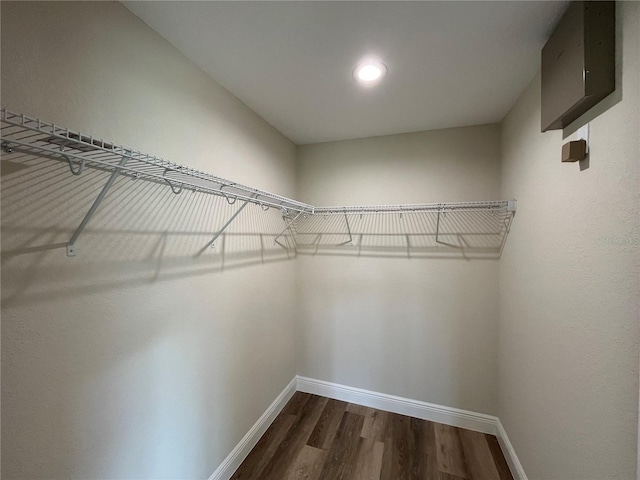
xmin=1 ymin=148 xmax=513 ymax=309
xmin=2 ymin=153 xmax=300 ymax=478
xmin=1 ymin=151 xmax=297 ymax=308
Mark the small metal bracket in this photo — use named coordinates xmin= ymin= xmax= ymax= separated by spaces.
xmin=435 ymin=208 xmax=466 ymax=249
xmin=435 ymin=207 xmax=459 ymax=248
xmin=65 ymin=154 xmax=86 ymax=176
xmin=335 ymin=213 xmax=353 ymax=246
xmin=222 ymin=193 xmax=237 ymax=205
xmin=66 ymin=156 xmax=128 ymax=256
xmin=507 ymin=200 xmax=517 ymax=213
xmin=163 ymin=168 xmax=183 ymax=194
xmin=274 ymin=211 xmax=303 ymax=251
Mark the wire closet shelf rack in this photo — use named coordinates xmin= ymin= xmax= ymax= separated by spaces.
xmin=0 ymin=108 xmax=516 ymax=257
xmin=287 ymin=200 xmax=516 ymax=258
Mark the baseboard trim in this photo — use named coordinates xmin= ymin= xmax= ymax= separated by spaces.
xmin=208 ymin=375 xmax=527 ymax=480
xmin=296 ymin=376 xmax=498 ymax=435
xmin=497 ymin=419 xmax=528 ymax=480
xmin=208 ymin=377 xmax=297 ymax=480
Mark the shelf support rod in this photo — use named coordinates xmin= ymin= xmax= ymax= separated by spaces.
xmin=435 ymin=208 xmax=464 ymax=249
xmin=66 ymin=156 xmax=128 ymax=256
xmin=335 ymin=213 xmax=353 ymax=246
xmin=195 ymin=200 xmax=249 ymax=256
xmin=274 ymin=211 xmax=303 ymax=251
xmin=435 ymin=208 xmax=444 ymax=245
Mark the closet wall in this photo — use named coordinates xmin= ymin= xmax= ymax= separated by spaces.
xmin=1 ymin=2 xmax=298 ymax=479
xmin=498 ymin=2 xmax=640 ymax=479
xmin=296 ymin=125 xmax=502 ymax=415
xmin=2 ymin=1 xmax=638 ymax=480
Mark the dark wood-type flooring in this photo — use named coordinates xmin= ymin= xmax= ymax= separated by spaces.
xmin=231 ymin=392 xmax=513 ymax=480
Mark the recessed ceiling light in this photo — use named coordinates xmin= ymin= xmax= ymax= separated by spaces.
xmin=353 ymin=61 xmax=387 ymax=85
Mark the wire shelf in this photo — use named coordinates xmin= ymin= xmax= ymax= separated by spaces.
xmin=313 ymin=201 xmax=511 ymax=214
xmin=288 ymin=201 xmax=515 ymax=257
xmin=1 ymin=108 xmax=516 ymax=257
xmin=0 ymin=108 xmax=313 ymax=214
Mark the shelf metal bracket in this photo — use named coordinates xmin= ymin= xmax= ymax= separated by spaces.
xmin=435 ymin=208 xmax=443 ymax=245
xmin=335 ymin=213 xmax=353 ymax=246
xmin=274 ymin=211 xmax=303 ymax=251
xmin=195 ymin=200 xmax=249 ymax=256
xmin=66 ymin=156 xmax=128 ymax=256
xmin=435 ymin=207 xmax=458 ymax=247
xmin=65 ymin=154 xmax=86 ymax=176
xmin=435 ymin=208 xmax=466 ymax=249
xmin=163 ymin=169 xmax=183 ymax=194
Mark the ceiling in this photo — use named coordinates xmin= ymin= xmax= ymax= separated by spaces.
xmin=124 ymin=1 xmax=568 ymax=145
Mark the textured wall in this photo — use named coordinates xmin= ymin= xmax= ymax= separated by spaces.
xmin=1 ymin=2 xmax=298 ymax=479
xmin=296 ymin=125 xmax=502 ymax=415
xmin=2 ymin=2 xmax=638 ymax=479
xmin=498 ymin=2 xmax=639 ymax=479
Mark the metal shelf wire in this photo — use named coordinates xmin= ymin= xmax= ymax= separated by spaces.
xmin=0 ymin=108 xmax=516 ymax=257
xmin=0 ymin=109 xmax=313 ymax=214
xmin=287 ymin=202 xmax=515 ymax=257
xmin=313 ymin=201 xmax=513 ymax=215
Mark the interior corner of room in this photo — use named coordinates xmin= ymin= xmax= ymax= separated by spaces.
xmin=1 ymin=1 xmax=638 ymax=480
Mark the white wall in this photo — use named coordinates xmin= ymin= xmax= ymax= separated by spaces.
xmin=1 ymin=2 xmax=298 ymax=479
xmin=2 ymin=2 xmax=638 ymax=479
xmin=296 ymin=125 xmax=502 ymax=415
xmin=498 ymin=2 xmax=639 ymax=479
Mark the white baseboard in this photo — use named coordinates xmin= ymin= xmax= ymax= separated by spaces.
xmin=208 ymin=377 xmax=297 ymax=480
xmin=208 ymin=375 xmax=527 ymax=480
xmin=497 ymin=419 xmax=528 ymax=480
xmin=296 ymin=376 xmax=498 ymax=435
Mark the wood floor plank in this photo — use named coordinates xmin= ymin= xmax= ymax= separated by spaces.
xmin=352 ymin=437 xmax=385 ymax=480
xmin=484 ymin=435 xmax=514 ymax=480
xmin=255 ymin=395 xmax=328 ymax=480
xmin=410 ymin=417 xmax=439 ymax=480
xmin=459 ymin=429 xmax=502 ymax=480
xmin=319 ymin=411 xmax=366 ymax=479
xmin=379 ymin=437 xmax=394 ymax=480
xmin=346 ymin=402 xmax=370 ymax=416
xmin=307 ymin=398 xmax=348 ymax=450
xmin=233 ymin=394 xmax=514 ymax=480
xmin=385 ymin=412 xmax=416 ymax=480
xmin=281 ymin=391 xmax=312 ymax=417
xmin=458 ymin=429 xmax=500 ymax=480
xmin=283 ymin=444 xmax=328 ymax=480
xmin=434 ymin=423 xmax=470 ymax=479
xmin=361 ymin=408 xmax=388 ymax=442
xmin=439 ymin=473 xmax=468 ymax=480
xmin=230 ymin=413 xmax=297 ymax=480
